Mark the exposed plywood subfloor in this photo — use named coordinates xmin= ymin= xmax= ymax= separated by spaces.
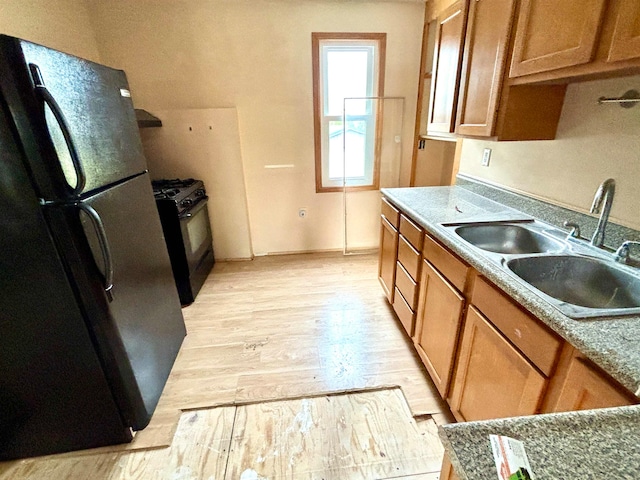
xmin=0 ymin=252 xmax=453 ymax=477
xmin=2 ymin=389 xmax=444 ymax=479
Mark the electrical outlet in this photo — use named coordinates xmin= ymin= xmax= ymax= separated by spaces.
xmin=481 ymin=148 xmax=491 ymax=167
xmin=298 ymin=208 xmax=307 ymax=218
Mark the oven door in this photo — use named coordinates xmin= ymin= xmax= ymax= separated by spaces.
xmin=179 ymin=196 xmax=213 ymax=275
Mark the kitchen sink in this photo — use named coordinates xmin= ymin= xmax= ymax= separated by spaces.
xmin=454 ymin=223 xmax=565 ymax=255
xmin=507 ymin=255 xmax=640 ymax=317
xmin=441 ymin=219 xmax=640 ymax=318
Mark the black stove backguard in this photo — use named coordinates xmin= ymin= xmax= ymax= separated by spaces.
xmin=152 ymin=178 xmax=214 ymax=305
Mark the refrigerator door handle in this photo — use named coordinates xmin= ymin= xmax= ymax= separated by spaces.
xmin=77 ymin=202 xmax=115 ymax=298
xmin=29 ymin=63 xmax=87 ymax=196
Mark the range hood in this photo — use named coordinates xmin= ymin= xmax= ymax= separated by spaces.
xmin=134 ymin=109 xmax=162 ymax=128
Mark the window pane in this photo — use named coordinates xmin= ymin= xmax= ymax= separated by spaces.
xmin=326 ymin=48 xmax=371 ymax=116
xmin=328 ymin=120 xmax=367 ymax=180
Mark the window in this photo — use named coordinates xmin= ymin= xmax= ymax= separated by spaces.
xmin=312 ymin=33 xmax=386 ymax=192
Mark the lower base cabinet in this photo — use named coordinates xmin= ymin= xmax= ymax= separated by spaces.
xmin=440 ymin=454 xmax=459 ymax=480
xmin=545 ymin=346 xmax=638 ymax=413
xmin=448 ymin=306 xmax=547 ymax=422
xmin=378 ymin=196 xmax=638 ymax=480
xmin=414 ymin=260 xmax=465 ymax=398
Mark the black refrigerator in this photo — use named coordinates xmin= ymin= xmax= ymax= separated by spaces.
xmin=0 ymin=35 xmax=186 ymax=460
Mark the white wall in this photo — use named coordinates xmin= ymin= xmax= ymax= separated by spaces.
xmin=0 ymin=0 xmax=100 ymax=62
xmin=459 ymin=75 xmax=640 ymax=230
xmin=86 ymin=0 xmax=425 ymax=255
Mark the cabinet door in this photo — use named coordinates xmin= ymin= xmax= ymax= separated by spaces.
xmin=378 ymin=216 xmax=398 ymax=303
xmin=607 ymin=0 xmax=640 ymax=63
xmin=455 ymin=0 xmax=516 ymax=137
xmin=440 ymin=454 xmax=460 ymax=480
xmin=415 ymin=261 xmax=465 ymax=398
xmin=509 ymin=0 xmax=606 ymax=77
xmin=449 ymin=306 xmax=547 ymax=422
xmin=426 ymin=0 xmax=468 ymax=134
xmin=551 ymin=355 xmax=636 ymax=412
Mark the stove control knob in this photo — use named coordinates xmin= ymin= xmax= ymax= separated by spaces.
xmin=181 ymin=199 xmax=193 ymax=207
xmin=195 ymin=189 xmax=205 ymax=197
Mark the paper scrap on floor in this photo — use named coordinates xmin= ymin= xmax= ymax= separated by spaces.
xmin=490 ymin=434 xmax=536 ymax=480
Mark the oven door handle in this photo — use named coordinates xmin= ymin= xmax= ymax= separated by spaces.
xmin=179 ymin=195 xmax=209 ymax=220
xmin=77 ymin=202 xmax=115 ymax=297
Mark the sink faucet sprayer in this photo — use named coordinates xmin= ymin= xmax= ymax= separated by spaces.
xmin=590 ymin=178 xmax=615 ymax=248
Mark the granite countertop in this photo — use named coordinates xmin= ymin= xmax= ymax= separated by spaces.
xmin=380 ymin=186 xmax=640 ymax=480
xmin=438 ymin=405 xmax=640 ymax=480
xmin=380 ymin=186 xmax=640 ymax=397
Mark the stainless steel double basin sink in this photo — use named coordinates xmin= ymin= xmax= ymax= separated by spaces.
xmin=444 ymin=221 xmax=640 ymax=319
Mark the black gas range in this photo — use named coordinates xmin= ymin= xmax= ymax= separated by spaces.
xmin=152 ymin=178 xmax=215 ymax=305
xmin=152 ymin=178 xmax=206 ymax=216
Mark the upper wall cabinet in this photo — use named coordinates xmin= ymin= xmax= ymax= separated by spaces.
xmin=426 ymin=0 xmax=468 ymax=135
xmin=509 ymin=0 xmax=640 ymax=82
xmin=455 ymin=0 xmax=517 ymax=137
xmin=454 ymin=0 xmax=566 ymax=140
xmin=509 ymin=0 xmax=607 ymax=77
xmin=607 ymin=0 xmax=640 ymax=62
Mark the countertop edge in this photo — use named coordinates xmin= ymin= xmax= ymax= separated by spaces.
xmin=437 ymin=405 xmax=640 ymax=480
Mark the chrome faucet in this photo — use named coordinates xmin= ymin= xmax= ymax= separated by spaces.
xmin=590 ymin=178 xmax=615 ymax=247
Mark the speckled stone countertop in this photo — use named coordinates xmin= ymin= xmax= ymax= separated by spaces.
xmin=438 ymin=405 xmax=640 ymax=480
xmin=380 ymin=186 xmax=640 ymax=397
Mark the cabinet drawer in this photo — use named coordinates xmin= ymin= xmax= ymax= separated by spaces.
xmin=381 ymin=197 xmax=400 ymax=228
xmin=472 ymin=277 xmax=562 ymax=376
xmin=398 ymin=235 xmax=421 ymax=280
xmin=393 ymin=287 xmax=415 ymax=336
xmin=395 ymin=261 xmax=419 ymax=309
xmin=399 ymin=214 xmax=424 ymax=251
xmin=423 ymin=234 xmax=469 ymax=292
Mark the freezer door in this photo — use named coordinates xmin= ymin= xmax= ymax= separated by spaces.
xmin=68 ymin=173 xmax=186 ymax=429
xmin=0 ymin=35 xmax=148 ymax=198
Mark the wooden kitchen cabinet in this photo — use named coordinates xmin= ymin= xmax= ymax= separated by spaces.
xmin=378 ymin=203 xmax=638 ymax=425
xmin=440 ymin=454 xmax=460 ymax=480
xmin=608 ymin=0 xmax=640 ymax=63
xmin=455 ymin=0 xmax=516 ymax=137
xmin=544 ymin=346 xmax=637 ymax=413
xmin=414 ymin=234 xmax=471 ymax=399
xmin=509 ymin=0 xmax=606 ymax=77
xmin=414 ymin=260 xmax=465 ymax=398
xmin=454 ymin=0 xmax=566 ymax=140
xmin=471 ymin=277 xmax=562 ymax=377
xmin=509 ymin=0 xmax=640 ymax=82
xmin=393 ymin=215 xmax=424 ymax=336
xmin=426 ymin=0 xmax=468 ymax=135
xmin=449 ymin=306 xmax=547 ymax=422
xmin=378 ymin=198 xmax=400 ymax=303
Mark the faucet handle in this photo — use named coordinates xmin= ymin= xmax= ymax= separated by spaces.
xmin=563 ymin=221 xmax=581 ymax=239
xmin=614 ymin=240 xmax=640 ymax=264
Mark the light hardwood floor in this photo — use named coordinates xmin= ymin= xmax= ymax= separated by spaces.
xmin=0 ymin=252 xmax=452 ymax=478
